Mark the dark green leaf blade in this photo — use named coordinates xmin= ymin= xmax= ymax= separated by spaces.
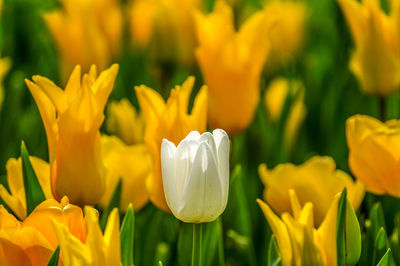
xmin=120 ymin=204 xmax=135 ymax=266
xmin=21 ymin=141 xmax=46 ymax=216
xmin=47 ymin=246 xmax=60 ymax=266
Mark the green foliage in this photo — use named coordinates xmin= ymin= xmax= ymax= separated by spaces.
xmin=20 ymin=141 xmax=46 ymax=216
xmin=120 ymin=205 xmax=135 ymax=266
xmin=267 ymin=235 xmax=281 ymax=266
xmin=46 ymin=246 xmax=60 ymax=266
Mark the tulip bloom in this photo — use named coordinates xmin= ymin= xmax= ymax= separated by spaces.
xmin=44 ymin=0 xmax=122 ymax=80
xmin=0 ymin=197 xmax=86 ymax=265
xmin=338 ymin=0 xmax=400 ymax=95
xmin=0 ymin=156 xmax=52 ymax=220
xmin=264 ymin=0 xmax=306 ymax=67
xmin=259 ymin=156 xmax=364 ymax=225
xmin=106 ymin=99 xmax=145 ymax=145
xmin=100 ymin=135 xmax=152 ymax=211
xmin=264 ymin=77 xmax=306 ymax=149
xmin=129 ymin=0 xmax=203 ymax=66
xmin=257 ymin=190 xmax=361 ymax=266
xmin=194 ymin=0 xmax=270 ymax=134
xmin=136 ymin=76 xmax=207 ymax=212
xmin=346 ymin=115 xmax=400 ymax=196
xmin=52 ymin=206 xmax=121 ymax=265
xmin=25 ymin=64 xmax=118 ymax=206
xmin=161 ymin=129 xmax=229 ymax=223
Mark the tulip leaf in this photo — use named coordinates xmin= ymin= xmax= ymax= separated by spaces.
xmin=47 ymin=246 xmax=60 ymax=266
xmin=120 ymin=204 xmax=135 ymax=266
xmin=268 ymin=235 xmax=281 ymax=266
xmin=336 ymin=188 xmax=347 ymax=266
xmin=373 ymin=227 xmax=391 ymax=265
xmin=21 ymin=141 xmax=46 ymax=216
xmin=345 ymin=199 xmax=362 ymax=265
xmin=377 ymin=249 xmax=397 ymax=266
xmin=390 ymin=226 xmax=400 ymax=264
xmin=100 ymin=178 xmax=122 ymax=231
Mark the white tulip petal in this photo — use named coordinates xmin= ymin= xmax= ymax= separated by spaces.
xmin=199 ymin=132 xmax=218 ymax=163
xmin=161 ymin=139 xmax=179 ymax=212
xmin=178 ymin=142 xmax=224 ymax=223
xmin=174 ymin=139 xmax=200 ymax=199
xmin=184 ymin=130 xmax=201 ymax=141
xmin=213 ymin=129 xmax=230 ymax=200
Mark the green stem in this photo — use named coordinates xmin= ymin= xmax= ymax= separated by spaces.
xmin=192 ymin=223 xmax=203 ymax=266
xmin=379 ymin=96 xmax=386 ymax=121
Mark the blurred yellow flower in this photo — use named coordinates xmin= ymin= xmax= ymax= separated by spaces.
xmin=257 ymin=190 xmax=361 ymax=266
xmin=52 ymin=206 xmax=121 ymax=266
xmin=0 ymin=156 xmax=52 ymax=220
xmin=135 ymin=76 xmax=207 ymax=212
xmin=0 ymin=57 xmax=11 ymax=110
xmin=44 ymin=0 xmax=122 ymax=81
xmin=100 ymin=135 xmax=152 ymax=211
xmin=106 ymin=99 xmax=145 ymax=145
xmin=25 ymin=64 xmax=119 ymax=206
xmin=0 ymin=197 xmax=87 ymax=265
xmin=264 ymin=77 xmax=306 ymax=149
xmin=194 ymin=0 xmax=270 ymax=135
xmin=259 ymin=156 xmax=365 ymax=226
xmin=263 ymin=0 xmax=306 ymax=67
xmin=338 ymin=0 xmax=400 ymax=95
xmin=346 ymin=114 xmax=400 ymax=197
xmin=129 ymin=0 xmax=203 ymax=65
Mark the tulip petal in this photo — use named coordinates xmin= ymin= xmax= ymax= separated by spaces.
xmin=161 ymin=139 xmax=179 ymax=212
xmin=179 ymin=142 xmax=223 ymax=223
xmin=212 ymin=129 xmax=230 ymax=199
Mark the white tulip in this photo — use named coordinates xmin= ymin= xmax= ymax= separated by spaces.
xmin=161 ymin=129 xmax=230 ymax=223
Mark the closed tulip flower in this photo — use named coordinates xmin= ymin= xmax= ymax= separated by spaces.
xmin=161 ymin=129 xmax=229 ymax=223
xmin=25 ymin=64 xmax=118 ymax=206
xmin=194 ymin=0 xmax=270 ymax=134
xmin=338 ymin=0 xmax=400 ymax=95
xmin=346 ymin=115 xmax=400 ymax=196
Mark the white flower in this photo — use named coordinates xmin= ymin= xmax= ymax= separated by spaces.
xmin=161 ymin=129 xmax=230 ymax=223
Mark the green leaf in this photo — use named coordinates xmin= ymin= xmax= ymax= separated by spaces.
xmin=226 ymin=230 xmax=257 ymax=266
xmin=100 ymin=178 xmax=122 ymax=231
xmin=47 ymin=246 xmax=60 ymax=266
xmin=336 ymin=188 xmax=347 ymax=266
xmin=120 ymin=204 xmax=135 ymax=266
xmin=374 ymin=227 xmax=391 ymax=265
xmin=268 ymin=235 xmax=281 ymax=266
xmin=344 ymin=199 xmax=362 ymax=265
xmin=377 ymin=249 xmax=397 ymax=266
xmin=21 ymin=141 xmax=46 ymax=216
xmin=390 ymin=226 xmax=400 ymax=265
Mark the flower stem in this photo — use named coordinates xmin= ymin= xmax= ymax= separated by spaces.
xmin=192 ymin=223 xmax=203 ymax=266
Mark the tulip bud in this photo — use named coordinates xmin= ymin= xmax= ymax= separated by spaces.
xmin=161 ymin=129 xmax=230 ymax=223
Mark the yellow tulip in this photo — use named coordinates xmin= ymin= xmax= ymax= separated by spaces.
xmin=194 ymin=0 xmax=270 ymax=135
xmin=0 ymin=197 xmax=87 ymax=265
xmin=52 ymin=206 xmax=121 ymax=265
xmin=258 ymin=190 xmax=361 ymax=266
xmin=135 ymin=76 xmax=207 ymax=212
xmin=263 ymin=0 xmax=306 ymax=67
xmin=338 ymin=0 xmax=400 ymax=95
xmin=44 ymin=0 xmax=122 ymax=81
xmin=346 ymin=114 xmax=400 ymax=196
xmin=129 ymin=0 xmax=203 ymax=65
xmin=106 ymin=98 xmax=145 ymax=145
xmin=264 ymin=77 xmax=306 ymax=149
xmin=259 ymin=156 xmax=365 ymax=226
xmin=0 ymin=57 xmax=11 ymax=110
xmin=0 ymin=156 xmax=52 ymax=220
xmin=25 ymin=64 xmax=119 ymax=206
xmin=100 ymin=135 xmax=152 ymax=211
